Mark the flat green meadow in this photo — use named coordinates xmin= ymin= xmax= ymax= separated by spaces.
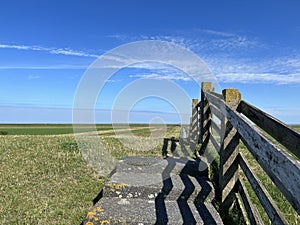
xmin=0 ymin=124 xmax=299 ymax=224
xmin=0 ymin=135 xmax=102 ymax=224
xmin=0 ymin=124 xmax=180 ymax=224
xmin=0 ymin=124 xmax=117 ymax=135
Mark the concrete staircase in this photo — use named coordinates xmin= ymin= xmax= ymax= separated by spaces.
xmin=82 ymin=156 xmax=223 ymax=225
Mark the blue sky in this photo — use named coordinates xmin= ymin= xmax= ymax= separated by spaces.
xmin=0 ymin=0 xmax=300 ymax=124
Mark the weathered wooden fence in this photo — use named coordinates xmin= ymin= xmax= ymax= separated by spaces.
xmin=191 ymin=82 xmax=300 ymax=224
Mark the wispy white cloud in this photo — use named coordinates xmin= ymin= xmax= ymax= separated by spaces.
xmin=49 ymin=48 xmax=99 ymax=57
xmin=216 ymin=72 xmax=300 ymax=84
xmin=0 ymin=44 xmax=45 ymax=51
xmin=205 ymin=54 xmax=300 ymax=84
xmin=108 ymin=29 xmax=262 ymax=53
xmin=0 ymin=65 xmax=88 ymax=69
xmin=263 ymin=107 xmax=300 ymax=124
xmin=106 ymin=31 xmax=300 ymax=85
xmin=197 ymin=29 xmax=235 ymax=38
xmin=129 ymin=73 xmax=191 ymax=82
xmin=106 ymin=34 xmax=129 ymax=41
xmin=28 ymin=75 xmax=40 ymax=80
xmin=202 ymin=36 xmax=260 ymax=51
xmin=264 ymin=107 xmax=300 ymax=118
xmin=3 ymin=30 xmax=299 ymax=85
xmin=106 ymin=79 xmax=122 ymax=83
xmin=0 ymin=43 xmax=98 ymax=58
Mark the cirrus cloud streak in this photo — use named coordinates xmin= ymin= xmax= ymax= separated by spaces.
xmin=0 ymin=43 xmax=99 ymax=58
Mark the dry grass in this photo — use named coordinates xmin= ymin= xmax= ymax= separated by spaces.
xmin=0 ymin=124 xmax=181 ymax=224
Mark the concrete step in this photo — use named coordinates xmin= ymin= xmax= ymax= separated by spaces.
xmin=82 ymin=197 xmax=223 ymax=225
xmin=113 ymin=156 xmax=209 ymax=176
xmin=103 ymin=157 xmax=212 ymax=202
xmin=82 ymin=157 xmax=223 ymax=225
xmin=103 ymin=172 xmax=215 ymax=202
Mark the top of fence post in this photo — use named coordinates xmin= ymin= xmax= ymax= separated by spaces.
xmin=222 ymin=88 xmax=241 ymax=109
xmin=201 ymin=82 xmax=213 ymax=92
xmin=192 ymin=99 xmax=199 ymax=107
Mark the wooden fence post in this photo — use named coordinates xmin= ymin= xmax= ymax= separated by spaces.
xmin=219 ymin=88 xmax=241 ymax=207
xmin=189 ymin=99 xmax=199 ymax=155
xmin=199 ymin=82 xmax=213 ymax=152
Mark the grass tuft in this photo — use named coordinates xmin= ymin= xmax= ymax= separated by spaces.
xmin=0 ymin=130 xmax=8 ymax=135
xmin=60 ymin=141 xmax=80 ymax=153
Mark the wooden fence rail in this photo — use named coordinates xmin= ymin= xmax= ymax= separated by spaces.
xmin=192 ymin=82 xmax=300 ymax=224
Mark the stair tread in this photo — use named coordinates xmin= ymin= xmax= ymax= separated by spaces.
xmin=83 ymin=197 xmax=223 ymax=225
xmin=82 ymin=156 xmax=223 ymax=225
xmin=104 ymin=172 xmax=214 ymax=202
xmin=114 ymin=156 xmax=208 ymax=176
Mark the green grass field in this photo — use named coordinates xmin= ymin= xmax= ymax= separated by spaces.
xmin=0 ymin=124 xmax=117 ymax=135
xmin=292 ymin=125 xmax=300 ymax=132
xmin=1 ymin=124 xmax=299 ymax=224
xmin=0 ymin=135 xmax=103 ymax=224
xmin=0 ymin=124 xmax=176 ymax=136
xmin=0 ymin=124 xmax=181 ymax=224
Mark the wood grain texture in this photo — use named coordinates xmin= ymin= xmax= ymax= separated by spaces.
xmin=225 ymin=103 xmax=300 ymax=214
xmin=238 ymin=100 xmax=300 ymax=158
xmin=240 ymin=155 xmax=288 ymax=225
xmin=202 ymin=86 xmax=300 ymax=222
